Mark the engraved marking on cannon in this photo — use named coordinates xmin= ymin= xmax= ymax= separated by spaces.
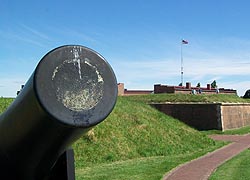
xmin=51 ymin=48 xmax=104 ymax=111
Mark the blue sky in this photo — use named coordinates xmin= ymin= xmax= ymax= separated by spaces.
xmin=1 ymin=0 xmax=250 ymax=97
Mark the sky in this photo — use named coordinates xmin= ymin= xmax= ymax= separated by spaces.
xmin=1 ymin=0 xmax=250 ymax=97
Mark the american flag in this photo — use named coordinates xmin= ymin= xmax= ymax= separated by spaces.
xmin=182 ymin=39 xmax=188 ymax=44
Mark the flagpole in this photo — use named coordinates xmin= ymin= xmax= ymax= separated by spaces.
xmin=181 ymin=40 xmax=184 ymax=86
xmin=180 ymin=39 xmax=188 ymax=86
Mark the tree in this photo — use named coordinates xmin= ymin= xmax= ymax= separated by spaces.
xmin=196 ymin=83 xmax=201 ymax=87
xmin=211 ymin=80 xmax=217 ymax=88
xmin=243 ymin=90 xmax=250 ymax=98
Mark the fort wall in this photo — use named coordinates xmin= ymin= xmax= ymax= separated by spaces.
xmin=151 ymin=103 xmax=250 ymax=131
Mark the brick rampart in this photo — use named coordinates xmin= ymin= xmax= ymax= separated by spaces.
xmin=154 ymin=84 xmax=237 ymax=95
xmin=117 ymin=83 xmax=153 ymax=96
xmin=123 ymin=90 xmax=153 ymax=96
xmin=151 ymin=103 xmax=250 ymax=131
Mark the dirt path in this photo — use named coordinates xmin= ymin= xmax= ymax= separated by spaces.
xmin=163 ymin=134 xmax=250 ymax=180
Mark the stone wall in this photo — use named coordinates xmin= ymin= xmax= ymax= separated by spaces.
xmin=118 ymin=83 xmax=125 ymax=96
xmin=151 ymin=103 xmax=250 ymax=131
xmin=151 ymin=103 xmax=222 ymax=130
xmin=221 ymin=103 xmax=250 ymax=130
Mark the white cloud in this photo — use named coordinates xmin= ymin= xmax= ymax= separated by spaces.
xmin=220 ymin=81 xmax=250 ymax=96
xmin=0 ymin=78 xmax=26 ymax=97
xmin=20 ymin=24 xmax=51 ymax=41
xmin=0 ymin=24 xmax=52 ymax=48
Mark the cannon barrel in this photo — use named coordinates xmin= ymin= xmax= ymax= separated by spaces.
xmin=0 ymin=45 xmax=117 ymax=179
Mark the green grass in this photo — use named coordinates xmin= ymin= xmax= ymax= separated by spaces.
xmin=209 ymin=149 xmax=250 ymax=180
xmin=0 ymin=97 xmax=14 ymax=113
xmin=76 ymin=151 xmax=214 ymax=180
xmin=223 ymin=126 xmax=250 ymax=135
xmin=73 ymin=96 xmax=224 ymax=168
xmin=0 ymin=95 xmax=232 ymax=179
xmin=202 ymin=126 xmax=250 ymax=135
xmin=124 ymin=93 xmax=250 ymax=104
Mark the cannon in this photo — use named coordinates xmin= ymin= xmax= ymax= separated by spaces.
xmin=0 ymin=45 xmax=117 ymax=180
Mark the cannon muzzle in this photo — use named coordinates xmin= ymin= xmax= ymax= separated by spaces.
xmin=0 ymin=45 xmax=117 ymax=179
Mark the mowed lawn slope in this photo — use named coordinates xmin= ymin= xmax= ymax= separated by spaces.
xmin=74 ymin=96 xmax=223 ymax=167
xmin=72 ymin=95 xmax=227 ymax=179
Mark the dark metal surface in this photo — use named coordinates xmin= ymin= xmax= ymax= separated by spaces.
xmin=46 ymin=148 xmax=75 ymax=180
xmin=0 ymin=45 xmax=117 ymax=179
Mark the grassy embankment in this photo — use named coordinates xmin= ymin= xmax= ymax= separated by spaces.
xmin=1 ymin=94 xmax=248 ymax=180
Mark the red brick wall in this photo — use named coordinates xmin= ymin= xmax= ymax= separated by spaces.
xmin=154 ymin=84 xmax=237 ymax=95
xmin=124 ymin=90 xmax=153 ymax=96
xmin=118 ymin=83 xmax=153 ymax=96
